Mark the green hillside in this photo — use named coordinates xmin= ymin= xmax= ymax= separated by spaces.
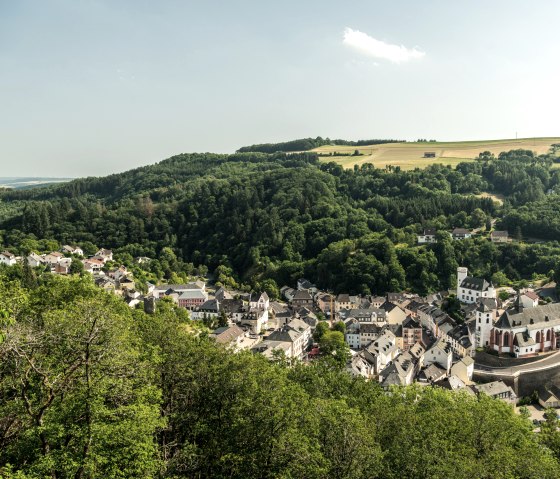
xmin=1 ymin=148 xmax=560 ymax=295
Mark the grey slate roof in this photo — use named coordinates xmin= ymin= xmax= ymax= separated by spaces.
xmin=178 ymin=289 xmax=207 ymax=300
xmin=460 ymin=276 xmax=492 ymax=292
xmin=402 ymin=315 xmax=421 ymax=329
xmin=221 ymin=299 xmax=244 ymax=314
xmin=449 ymin=322 xmax=473 ymax=350
xmin=199 ymin=299 xmax=219 ymax=312
xmin=292 ymin=290 xmax=312 ymax=301
xmin=346 ymin=308 xmax=386 ymax=320
xmin=474 ymin=381 xmax=515 ymax=398
xmin=420 ymin=363 xmax=447 ymax=382
xmin=514 ymin=332 xmax=536 ymax=348
xmin=495 ymin=302 xmax=560 ymax=331
xmin=477 ymin=298 xmax=497 ymax=312
xmin=212 ymin=325 xmax=245 ymax=344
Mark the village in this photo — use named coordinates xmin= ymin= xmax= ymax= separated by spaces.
xmin=2 ymin=244 xmax=560 ymax=419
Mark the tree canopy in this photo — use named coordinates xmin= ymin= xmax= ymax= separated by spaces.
xmin=0 ymin=273 xmax=559 ymax=478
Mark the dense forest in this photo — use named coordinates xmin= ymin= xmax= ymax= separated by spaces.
xmin=1 ymin=272 xmax=560 ymax=478
xmin=236 ymin=137 xmax=404 ymax=153
xmin=0 ymin=148 xmax=560 ymax=297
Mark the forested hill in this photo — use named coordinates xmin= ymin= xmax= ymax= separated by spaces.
xmin=236 ymin=137 xmax=404 ymax=153
xmin=1 ymin=148 xmax=560 ymax=296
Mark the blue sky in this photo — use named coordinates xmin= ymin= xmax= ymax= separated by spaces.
xmin=1 ymin=0 xmax=559 ymax=177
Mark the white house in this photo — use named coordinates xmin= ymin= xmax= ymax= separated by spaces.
xmin=250 ymin=292 xmax=270 ymax=311
xmin=520 ymin=290 xmax=539 ymax=309
xmin=457 ymin=267 xmax=496 ymax=304
xmin=450 ymin=356 xmax=474 ymax=384
xmin=44 ymin=251 xmax=64 ymax=266
xmin=0 ymin=251 xmax=17 ymax=266
xmin=417 ymin=228 xmax=437 ymax=244
xmin=452 ymin=228 xmax=472 ymax=240
xmin=264 ymin=324 xmax=308 ymax=360
xmin=153 ymin=281 xmax=205 ymax=300
xmin=239 ymin=308 xmax=268 ymax=334
xmin=490 ymin=231 xmax=509 ymax=243
xmin=344 ymin=320 xmax=361 ymax=349
xmin=362 ymin=329 xmax=399 ymax=374
xmin=424 ymin=338 xmax=453 ymax=374
xmin=344 ymin=319 xmax=386 ymax=350
xmin=347 ymin=352 xmax=376 ymax=379
xmin=62 ymin=245 xmax=84 ymax=256
xmin=286 ymin=318 xmax=312 ymax=353
xmin=93 ymin=249 xmax=113 ymax=263
xmin=84 ymin=258 xmax=104 ymax=273
xmin=27 ymin=253 xmax=44 ymax=268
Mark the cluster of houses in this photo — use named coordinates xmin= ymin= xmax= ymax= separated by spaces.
xmin=0 ymin=246 xmax=144 ymax=306
xmin=149 ymin=280 xmax=319 ymax=359
xmin=205 ymin=267 xmax=559 ymax=405
xmin=417 ymin=228 xmax=509 ymax=244
xmin=1 ymin=246 xmax=119 ymax=275
xmin=152 ymin=270 xmax=540 ymax=404
xmin=4 ymin=244 xmax=559 ymax=406
xmin=1 ymin=245 xmax=102 ymax=273
xmin=50 ymin=251 xmax=558 ymax=405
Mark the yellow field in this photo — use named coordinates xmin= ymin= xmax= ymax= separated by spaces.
xmin=315 ymin=137 xmax=560 ymax=170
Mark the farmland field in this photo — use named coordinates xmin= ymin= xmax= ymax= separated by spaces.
xmin=314 ymin=137 xmax=560 ymax=170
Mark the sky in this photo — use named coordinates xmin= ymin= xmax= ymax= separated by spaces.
xmin=1 ymin=0 xmax=560 ymax=177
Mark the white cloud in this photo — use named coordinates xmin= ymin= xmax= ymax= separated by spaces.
xmin=343 ymin=28 xmax=425 ymax=64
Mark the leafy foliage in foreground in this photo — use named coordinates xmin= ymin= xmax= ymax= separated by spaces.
xmin=0 ymin=275 xmax=559 ymax=478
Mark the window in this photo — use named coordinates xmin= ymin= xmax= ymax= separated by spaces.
xmin=486 ymin=318 xmax=489 ymax=324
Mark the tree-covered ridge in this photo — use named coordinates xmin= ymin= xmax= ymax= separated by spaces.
xmin=1 ymin=273 xmax=560 ymax=478
xmin=236 ymin=137 xmax=404 ymax=153
xmin=0 ymin=149 xmax=559 ymax=296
